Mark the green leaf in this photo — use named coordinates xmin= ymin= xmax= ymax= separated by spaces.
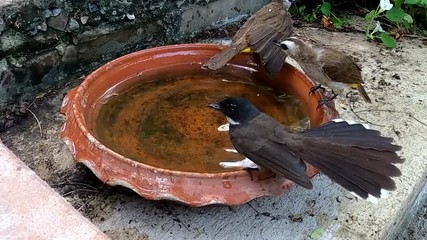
xmin=320 ymin=2 xmax=331 ymax=16
xmin=310 ymin=228 xmax=324 ymax=240
xmin=304 ymin=14 xmax=315 ymax=23
xmin=364 ymin=10 xmax=377 ymax=21
xmin=402 ymin=20 xmax=411 ymax=29
xmin=395 ymin=0 xmax=405 ymax=8
xmin=423 ymin=30 xmax=427 ymax=37
xmin=385 ymin=7 xmax=406 ymax=22
xmin=403 ymin=13 xmax=413 ymax=23
xmin=299 ymin=5 xmax=306 ymax=14
xmin=404 ymin=0 xmax=420 ymax=4
xmin=334 ymin=21 xmax=343 ymax=29
xmin=288 ymin=4 xmax=299 ymax=16
xmin=330 ymin=15 xmax=347 ymax=29
xmin=379 ymin=33 xmax=397 ymax=48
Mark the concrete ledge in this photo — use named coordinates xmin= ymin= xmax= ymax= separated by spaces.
xmin=0 ymin=139 xmax=109 ymax=240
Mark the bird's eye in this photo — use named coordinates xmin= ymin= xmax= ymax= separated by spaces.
xmin=227 ymin=107 xmax=236 ymax=115
xmin=281 ymin=43 xmax=288 ymax=50
xmin=225 ymin=104 xmax=237 ymax=115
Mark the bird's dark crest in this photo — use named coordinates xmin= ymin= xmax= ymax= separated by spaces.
xmin=212 ymin=97 xmax=261 ymax=124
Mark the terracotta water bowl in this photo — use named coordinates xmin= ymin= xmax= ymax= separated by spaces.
xmin=60 ymin=44 xmax=338 ymax=207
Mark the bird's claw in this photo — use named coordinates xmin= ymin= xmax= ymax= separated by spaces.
xmin=329 ymin=90 xmax=338 ymax=100
xmin=309 ymin=84 xmax=326 ymax=96
xmin=317 ymin=99 xmax=330 ymax=110
xmin=316 ymin=93 xmax=338 ymax=110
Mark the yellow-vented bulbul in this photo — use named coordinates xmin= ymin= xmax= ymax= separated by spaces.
xmin=276 ymin=37 xmax=372 ymax=103
xmin=203 ymin=0 xmax=293 ymax=75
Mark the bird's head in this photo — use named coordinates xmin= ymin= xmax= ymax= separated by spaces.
xmin=208 ymin=97 xmax=260 ymax=125
xmin=273 ymin=37 xmax=307 ymax=57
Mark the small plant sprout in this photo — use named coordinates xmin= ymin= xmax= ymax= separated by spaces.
xmin=365 ymin=0 xmax=427 ymax=48
xmin=289 ymin=1 xmax=427 ymax=48
xmin=319 ymin=1 xmax=349 ymax=29
xmin=365 ymin=0 xmax=397 ymax=48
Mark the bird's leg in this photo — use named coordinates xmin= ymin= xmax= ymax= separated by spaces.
xmin=330 ymin=89 xmax=339 ymax=99
xmin=317 ymin=98 xmax=330 ymax=109
xmin=309 ymin=84 xmax=326 ymax=96
xmin=317 ymin=91 xmax=338 ymax=109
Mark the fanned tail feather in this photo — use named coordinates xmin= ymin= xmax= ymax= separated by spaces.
xmin=295 ymin=120 xmax=403 ymax=200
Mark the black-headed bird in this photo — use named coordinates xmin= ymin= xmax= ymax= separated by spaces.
xmin=209 ymin=96 xmax=403 ymax=202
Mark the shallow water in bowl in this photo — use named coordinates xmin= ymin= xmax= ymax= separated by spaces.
xmin=94 ymin=74 xmax=308 ymax=173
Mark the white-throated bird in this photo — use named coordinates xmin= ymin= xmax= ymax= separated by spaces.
xmin=209 ymin=96 xmax=403 ymax=201
xmin=203 ymin=0 xmax=293 ymax=75
xmin=275 ymin=37 xmax=372 ymax=103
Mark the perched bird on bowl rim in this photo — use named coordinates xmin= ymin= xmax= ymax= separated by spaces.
xmin=274 ymin=37 xmax=372 ymax=104
xmin=209 ymin=96 xmax=403 ymax=202
xmin=202 ymin=0 xmax=294 ymax=75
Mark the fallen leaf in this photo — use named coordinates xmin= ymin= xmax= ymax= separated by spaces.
xmin=310 ymin=227 xmax=324 ymax=240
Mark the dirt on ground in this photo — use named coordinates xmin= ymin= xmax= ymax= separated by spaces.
xmin=1 ymin=26 xmax=427 ymax=240
xmin=393 ymin=178 xmax=427 ymax=240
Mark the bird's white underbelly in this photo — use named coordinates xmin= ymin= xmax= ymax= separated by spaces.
xmin=326 ymin=81 xmax=349 ymax=90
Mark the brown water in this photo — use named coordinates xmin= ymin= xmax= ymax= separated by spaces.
xmin=94 ymin=75 xmax=308 ymax=173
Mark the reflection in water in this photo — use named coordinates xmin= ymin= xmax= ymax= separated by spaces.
xmin=94 ymin=74 xmax=308 ymax=173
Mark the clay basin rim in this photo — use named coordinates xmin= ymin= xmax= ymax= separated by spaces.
xmin=60 ymin=43 xmax=339 ymax=206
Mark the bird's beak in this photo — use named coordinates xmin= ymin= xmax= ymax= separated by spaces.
xmin=208 ymin=103 xmax=221 ymax=110
xmin=273 ymin=40 xmax=281 ymax=48
xmin=273 ymin=40 xmax=288 ymax=50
